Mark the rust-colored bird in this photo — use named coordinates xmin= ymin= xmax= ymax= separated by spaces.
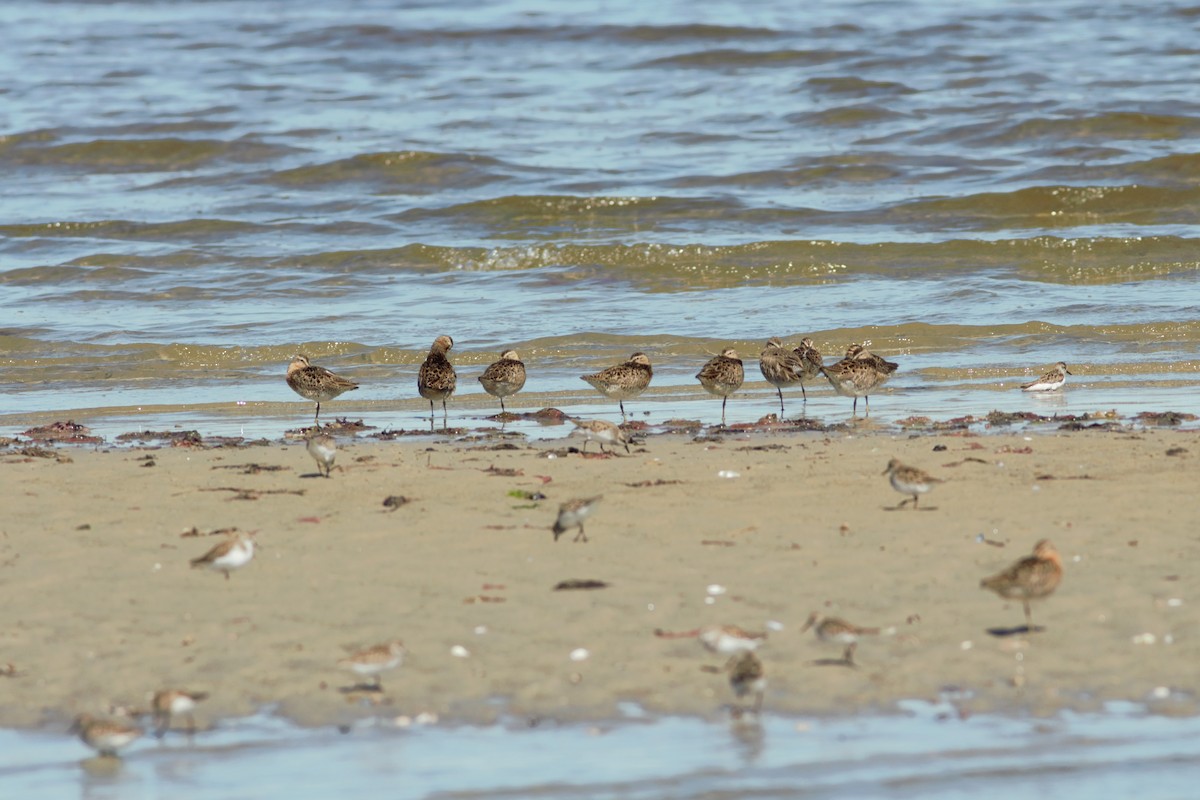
xmin=980 ymin=539 xmax=1063 ymax=629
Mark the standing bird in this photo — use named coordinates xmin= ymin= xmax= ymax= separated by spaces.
xmin=800 ymin=612 xmax=882 ymax=666
xmin=758 ymin=338 xmax=805 ymax=415
xmin=189 ymin=531 xmax=256 ymax=581
xmin=478 ymin=349 xmax=527 ymax=416
xmin=819 ymin=344 xmax=896 ymax=416
xmin=1021 ymin=361 xmax=1072 ymax=392
xmin=69 ymin=714 xmax=141 ymax=758
xmin=793 ymin=337 xmax=824 ymax=401
xmin=572 ymin=418 xmax=630 ymax=455
xmin=286 ymin=355 xmax=359 ymax=424
xmin=338 ymin=639 xmax=406 ymax=691
xmin=552 ymin=496 xmax=602 ymax=542
xmin=418 ymin=335 xmax=457 ymax=431
xmin=882 ymin=458 xmax=943 ymax=509
xmin=980 ymin=539 xmax=1064 ymax=630
xmin=305 ymin=431 xmax=337 ymax=478
xmin=580 ymin=352 xmax=653 ymax=421
xmin=152 ymin=689 xmax=209 ymax=738
xmin=699 ymin=624 xmax=768 ymax=656
xmin=696 ymin=348 xmax=744 ymax=426
xmin=726 ymin=652 xmax=766 ymax=714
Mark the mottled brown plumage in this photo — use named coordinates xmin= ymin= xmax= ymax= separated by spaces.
xmin=478 ymin=349 xmax=526 ymax=414
xmin=581 ymin=353 xmax=653 ymax=420
xmin=759 ymin=338 xmax=805 ymax=415
xmin=980 ymin=539 xmax=1063 ymax=628
xmin=286 ymin=355 xmax=359 ymax=422
xmin=418 ymin=335 xmax=457 ymax=431
xmin=696 ymin=348 xmax=744 ymax=426
xmin=800 ymin=612 xmax=882 ymax=665
xmin=726 ymin=651 xmax=766 ymax=713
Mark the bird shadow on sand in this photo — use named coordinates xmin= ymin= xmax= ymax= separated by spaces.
xmin=811 ymin=657 xmax=857 ymax=668
xmin=338 ymin=683 xmax=383 ymax=694
xmin=986 ymin=624 xmax=1046 ymax=637
xmin=883 ymin=505 xmax=938 ymax=512
xmin=299 ymin=472 xmax=332 ymax=480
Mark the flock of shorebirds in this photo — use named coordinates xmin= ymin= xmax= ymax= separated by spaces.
xmin=286 ymin=334 xmax=1075 ymax=429
xmin=67 ymin=337 xmax=1073 ymax=757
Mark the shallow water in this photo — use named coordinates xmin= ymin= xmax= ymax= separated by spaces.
xmin=3 ymin=0 xmax=1200 ymax=437
xmin=4 ymin=703 xmax=1200 ymax=799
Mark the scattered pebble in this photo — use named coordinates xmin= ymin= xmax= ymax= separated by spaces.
xmin=450 ymin=645 xmax=470 ymax=657
xmin=766 ymin=620 xmax=785 ymax=632
xmin=1151 ymin=686 xmax=1171 ymax=700
xmin=569 ymin=648 xmax=590 ymax=661
xmin=706 ymin=584 xmax=726 ymax=596
xmin=960 ymin=641 xmax=973 ymax=651
xmin=717 ymin=470 xmax=740 ymax=479
xmin=1132 ymin=633 xmax=1157 ymax=645
xmin=474 ymin=625 xmax=488 ymax=635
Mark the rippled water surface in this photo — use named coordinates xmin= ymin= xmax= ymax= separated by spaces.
xmin=4 ymin=0 xmax=1200 ymax=437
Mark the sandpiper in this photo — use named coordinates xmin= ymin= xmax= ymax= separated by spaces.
xmin=190 ymin=531 xmax=255 ymax=580
xmin=726 ymin=652 xmax=766 ymax=714
xmin=478 ymin=349 xmax=526 ymax=415
xmin=696 ymin=348 xmax=744 ymax=426
xmin=338 ymin=639 xmax=406 ymax=690
xmin=1021 ymin=361 xmax=1072 ymax=392
xmin=793 ymin=337 xmax=824 ymax=399
xmin=580 ymin=353 xmax=653 ymax=421
xmin=286 ymin=355 xmax=359 ymax=423
xmin=418 ymin=335 xmax=457 ymax=431
xmin=851 ymin=342 xmax=899 ymax=381
xmin=552 ymin=496 xmax=602 ymax=542
xmin=800 ymin=612 xmax=881 ymax=666
xmin=70 ymin=714 xmax=141 ymax=758
xmin=819 ymin=344 xmax=894 ymax=415
xmin=980 ymin=539 xmax=1063 ymax=629
xmin=151 ymin=689 xmax=208 ymax=738
xmin=698 ymin=624 xmax=768 ymax=656
xmin=571 ymin=418 xmax=630 ymax=455
xmin=882 ymin=458 xmax=943 ymax=509
xmin=306 ymin=431 xmax=337 ymax=477
xmin=758 ymin=338 xmax=805 ymax=415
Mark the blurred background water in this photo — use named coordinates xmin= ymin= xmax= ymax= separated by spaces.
xmin=2 ymin=0 xmax=1199 ymax=438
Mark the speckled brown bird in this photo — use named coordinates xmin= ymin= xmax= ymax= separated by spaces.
xmin=980 ymin=539 xmax=1063 ymax=628
xmin=286 ymin=355 xmax=359 ymax=423
xmin=478 ymin=349 xmax=526 ymax=415
xmin=581 ymin=353 xmax=653 ymax=421
xmin=800 ymin=612 xmax=882 ymax=665
xmin=696 ymin=348 xmax=744 ymax=426
xmin=418 ymin=334 xmax=457 ymax=431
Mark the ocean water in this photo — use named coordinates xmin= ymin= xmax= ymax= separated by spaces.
xmin=2 ymin=0 xmax=1199 ymax=440
xmin=5 ymin=703 xmax=1200 ymax=799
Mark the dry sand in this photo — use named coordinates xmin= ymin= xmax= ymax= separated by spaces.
xmin=2 ymin=423 xmax=1199 ymax=731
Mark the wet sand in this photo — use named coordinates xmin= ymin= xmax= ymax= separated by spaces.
xmin=3 ymin=423 xmax=1199 ymax=731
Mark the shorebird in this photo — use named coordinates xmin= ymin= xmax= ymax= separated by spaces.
xmin=571 ymin=418 xmax=630 ymax=454
xmin=800 ymin=612 xmax=882 ymax=666
xmin=696 ymin=348 xmax=744 ymax=426
xmin=552 ymin=496 xmax=602 ymax=542
xmin=478 ymin=349 xmax=526 ymax=415
xmin=580 ymin=353 xmax=653 ymax=421
xmin=189 ymin=531 xmax=255 ymax=580
xmin=418 ymin=334 xmax=457 ymax=431
xmin=1021 ymin=361 xmax=1072 ymax=392
xmin=152 ymin=689 xmax=208 ymax=738
xmin=699 ymin=624 xmax=768 ymax=656
xmin=305 ymin=431 xmax=337 ymax=477
xmin=758 ymin=338 xmax=805 ymax=415
xmin=286 ymin=355 xmax=359 ymax=423
xmin=70 ymin=714 xmax=141 ymax=758
xmin=980 ymin=539 xmax=1063 ymax=629
xmin=793 ymin=337 xmax=824 ymax=400
xmin=882 ymin=458 xmax=943 ymax=509
xmin=726 ymin=652 xmax=766 ymax=714
xmin=338 ymin=639 xmax=406 ymax=691
xmin=819 ymin=343 xmax=896 ymax=415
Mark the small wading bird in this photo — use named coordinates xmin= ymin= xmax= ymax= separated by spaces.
xmin=305 ymin=431 xmax=337 ymax=477
xmin=152 ymin=689 xmax=209 ymax=738
xmin=1021 ymin=361 xmax=1072 ymax=392
xmin=478 ymin=349 xmax=526 ymax=416
xmin=759 ymin=338 xmax=806 ymax=416
xmin=695 ymin=348 xmax=744 ymax=426
xmin=571 ymin=418 xmax=630 ymax=455
xmin=552 ymin=496 xmax=602 ymax=542
xmin=800 ymin=612 xmax=883 ymax=666
xmin=980 ymin=539 xmax=1063 ymax=630
xmin=580 ymin=353 xmax=653 ymax=421
xmin=882 ymin=458 xmax=944 ymax=509
xmin=286 ymin=355 xmax=359 ymax=424
xmin=190 ymin=531 xmax=256 ymax=580
xmin=819 ymin=344 xmax=897 ymax=416
xmin=726 ymin=651 xmax=766 ymax=714
xmin=70 ymin=714 xmax=141 ymax=758
xmin=418 ymin=334 xmax=457 ymax=432
xmin=338 ymin=640 xmax=406 ymax=691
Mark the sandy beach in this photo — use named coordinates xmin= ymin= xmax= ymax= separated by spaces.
xmin=3 ymin=421 xmax=1199 ymax=732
